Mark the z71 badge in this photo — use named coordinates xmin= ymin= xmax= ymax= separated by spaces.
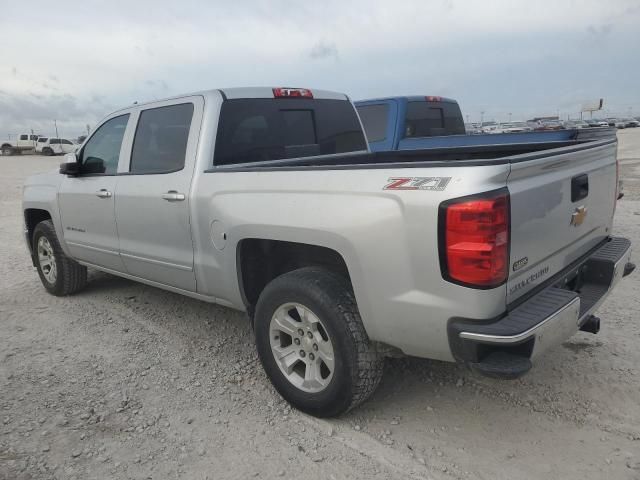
xmin=383 ymin=177 xmax=451 ymax=191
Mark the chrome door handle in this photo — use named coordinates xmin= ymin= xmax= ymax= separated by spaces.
xmin=96 ymin=189 xmax=112 ymax=198
xmin=161 ymin=191 xmax=185 ymax=202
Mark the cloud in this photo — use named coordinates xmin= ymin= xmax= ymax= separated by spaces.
xmin=0 ymin=0 xmax=638 ymax=133
xmin=587 ymin=23 xmax=614 ymax=37
xmin=0 ymin=91 xmax=114 ymax=137
xmin=309 ymin=42 xmax=339 ymax=60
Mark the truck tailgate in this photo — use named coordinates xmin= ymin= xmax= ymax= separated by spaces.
xmin=506 ymin=139 xmax=618 ymax=304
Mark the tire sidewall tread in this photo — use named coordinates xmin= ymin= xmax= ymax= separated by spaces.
xmin=254 ymin=267 xmax=383 ymax=417
xmin=33 ymin=220 xmax=87 ymax=296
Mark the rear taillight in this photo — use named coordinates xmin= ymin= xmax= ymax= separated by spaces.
xmin=425 ymin=96 xmax=442 ymax=102
xmin=439 ymin=189 xmax=510 ymax=288
xmin=273 ymin=87 xmax=313 ymax=98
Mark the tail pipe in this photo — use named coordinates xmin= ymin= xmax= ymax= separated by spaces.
xmin=580 ymin=315 xmax=600 ymax=335
xmin=624 ymin=262 xmax=636 ymax=278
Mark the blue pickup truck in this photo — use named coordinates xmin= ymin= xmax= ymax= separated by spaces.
xmin=354 ymin=96 xmax=613 ymax=152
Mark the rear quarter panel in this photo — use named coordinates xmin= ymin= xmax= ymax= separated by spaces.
xmin=193 ymin=163 xmax=510 ymax=361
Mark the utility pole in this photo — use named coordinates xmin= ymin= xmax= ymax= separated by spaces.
xmin=480 ymin=111 xmax=485 ymax=125
xmin=54 ymin=120 xmax=59 ymax=139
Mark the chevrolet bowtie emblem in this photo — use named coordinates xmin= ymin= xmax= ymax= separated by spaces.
xmin=570 ymin=205 xmax=587 ymax=227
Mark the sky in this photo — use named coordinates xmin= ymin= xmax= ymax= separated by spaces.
xmin=1 ymin=0 xmax=639 ymax=139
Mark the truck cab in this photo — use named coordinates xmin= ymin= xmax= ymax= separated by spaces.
xmin=355 ymin=96 xmax=465 ymax=152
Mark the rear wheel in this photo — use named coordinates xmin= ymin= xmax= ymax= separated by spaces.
xmin=254 ymin=267 xmax=384 ymax=417
xmin=33 ymin=220 xmax=87 ymax=296
xmin=1 ymin=145 xmax=14 ymax=156
xmin=42 ymin=147 xmax=53 ymax=156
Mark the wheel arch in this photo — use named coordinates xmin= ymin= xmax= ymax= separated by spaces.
xmin=24 ymin=208 xmax=53 ymax=254
xmin=236 ymin=238 xmax=355 ymax=318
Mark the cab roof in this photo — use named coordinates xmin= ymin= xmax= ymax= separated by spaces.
xmin=111 ymin=87 xmax=350 ymax=114
xmin=354 ymin=95 xmax=459 ymax=104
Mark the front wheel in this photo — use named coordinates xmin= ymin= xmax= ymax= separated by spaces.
xmin=254 ymin=267 xmax=384 ymax=417
xmin=33 ymin=220 xmax=87 ymax=296
xmin=42 ymin=147 xmax=53 ymax=156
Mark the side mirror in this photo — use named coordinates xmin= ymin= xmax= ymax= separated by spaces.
xmin=59 ymin=153 xmax=80 ymax=176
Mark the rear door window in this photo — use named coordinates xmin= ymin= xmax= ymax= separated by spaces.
xmin=130 ymin=103 xmax=194 ymax=174
xmin=405 ymin=101 xmax=465 ymax=138
xmin=214 ymin=99 xmax=366 ymax=166
xmin=356 ymin=104 xmax=389 ymax=142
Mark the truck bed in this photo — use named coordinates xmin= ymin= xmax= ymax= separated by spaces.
xmin=393 ymin=125 xmax=614 ymax=150
xmin=209 ymin=134 xmax=617 ymax=172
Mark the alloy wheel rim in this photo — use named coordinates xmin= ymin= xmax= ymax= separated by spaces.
xmin=269 ymin=303 xmax=335 ymax=393
xmin=37 ymin=237 xmax=57 ymax=284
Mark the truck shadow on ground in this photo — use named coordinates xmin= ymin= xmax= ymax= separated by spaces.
xmin=73 ymin=270 xmax=602 ymax=423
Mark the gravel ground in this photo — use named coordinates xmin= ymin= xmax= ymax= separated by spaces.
xmin=1 ymin=130 xmax=640 ymax=480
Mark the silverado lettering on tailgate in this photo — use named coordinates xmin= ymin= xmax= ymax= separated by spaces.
xmin=509 ymin=266 xmax=549 ymax=295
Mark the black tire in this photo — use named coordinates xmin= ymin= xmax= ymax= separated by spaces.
xmin=1 ymin=145 xmax=14 ymax=156
xmin=33 ymin=220 xmax=87 ymax=296
xmin=43 ymin=147 xmax=53 ymax=156
xmin=254 ymin=267 xmax=384 ymax=417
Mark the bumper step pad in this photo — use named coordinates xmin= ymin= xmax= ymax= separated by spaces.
xmin=460 ymin=287 xmax=578 ymax=338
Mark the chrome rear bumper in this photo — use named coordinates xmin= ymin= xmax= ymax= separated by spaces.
xmin=449 ymin=237 xmax=633 ymax=378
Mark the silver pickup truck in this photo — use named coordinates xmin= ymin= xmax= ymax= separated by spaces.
xmin=22 ymin=87 xmax=634 ymax=417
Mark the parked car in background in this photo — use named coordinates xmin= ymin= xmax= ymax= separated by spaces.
xmin=480 ymin=121 xmax=499 ymax=133
xmin=535 ymin=120 xmax=564 ymax=131
xmin=497 ymin=121 xmax=533 ymax=133
xmin=465 ymin=123 xmax=483 ymax=134
xmin=606 ymin=118 xmax=626 ymax=129
xmin=623 ymin=118 xmax=639 ymax=128
xmin=36 ymin=137 xmax=78 ymax=156
xmin=1 ymin=133 xmax=41 ymax=155
xmin=35 ymin=137 xmax=49 ymax=153
xmin=564 ymin=120 xmax=590 ymax=129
